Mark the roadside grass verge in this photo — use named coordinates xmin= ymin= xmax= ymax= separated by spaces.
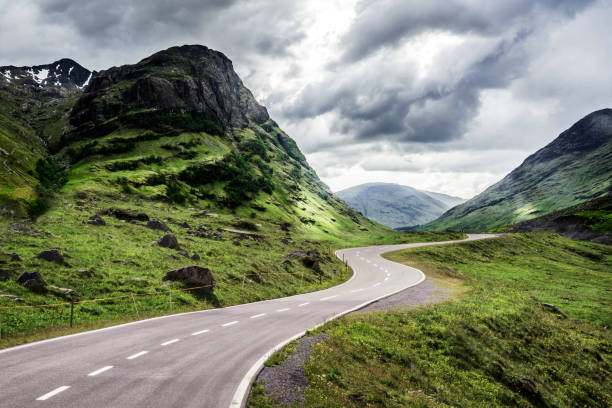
xmin=249 ymin=233 xmax=611 ymax=407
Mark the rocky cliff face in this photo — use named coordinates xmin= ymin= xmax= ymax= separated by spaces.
xmin=70 ymin=45 xmax=269 ymax=129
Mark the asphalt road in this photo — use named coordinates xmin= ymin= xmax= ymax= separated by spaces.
xmin=0 ymin=234 xmax=496 ymax=408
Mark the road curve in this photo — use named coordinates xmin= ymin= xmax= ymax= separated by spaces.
xmin=0 ymin=234 xmax=496 ymax=408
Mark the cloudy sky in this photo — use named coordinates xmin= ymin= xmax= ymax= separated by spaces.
xmin=1 ymin=0 xmax=611 ymax=198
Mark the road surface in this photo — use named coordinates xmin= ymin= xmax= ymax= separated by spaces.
xmin=0 ymin=234 xmax=496 ymax=408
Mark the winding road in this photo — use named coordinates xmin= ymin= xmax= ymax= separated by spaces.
xmin=0 ymin=234 xmax=496 ymax=408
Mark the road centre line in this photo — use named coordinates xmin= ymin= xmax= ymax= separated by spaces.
xmin=36 ymin=386 xmax=70 ymax=401
xmin=250 ymin=313 xmax=266 ymax=319
xmin=276 ymin=308 xmax=289 ymax=312
xmin=126 ymin=351 xmax=148 ymax=360
xmin=222 ymin=321 xmax=239 ymax=327
xmin=351 ymin=289 xmax=364 ymax=293
xmin=373 ymin=282 xmax=382 ymax=287
xmin=88 ymin=366 xmax=113 ymax=377
xmin=161 ymin=339 xmax=180 ymax=346
xmin=192 ymin=329 xmax=210 ymax=336
xmin=320 ymin=295 xmax=337 ymax=301
xmin=297 ymin=302 xmax=310 ymax=307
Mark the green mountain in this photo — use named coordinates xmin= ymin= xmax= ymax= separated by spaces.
xmin=426 ymin=109 xmax=612 ymax=232
xmin=336 ymin=182 xmax=465 ymax=229
xmin=0 ymin=45 xmax=417 ymax=342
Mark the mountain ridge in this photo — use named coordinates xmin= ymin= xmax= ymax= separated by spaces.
xmin=336 ymin=182 xmax=465 ymax=229
xmin=425 ymin=109 xmax=612 ymax=231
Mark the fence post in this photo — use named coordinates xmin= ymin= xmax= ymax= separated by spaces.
xmin=0 ymin=319 xmax=2 ymax=341
xmin=169 ymin=289 xmax=173 ymax=313
xmin=242 ymin=273 xmax=245 ymax=289
xmin=70 ymin=295 xmax=75 ymax=328
xmin=131 ymin=294 xmax=140 ymax=318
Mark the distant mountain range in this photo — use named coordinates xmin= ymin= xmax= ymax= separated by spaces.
xmin=426 ymin=109 xmax=612 ymax=232
xmin=336 ymin=183 xmax=465 ymax=229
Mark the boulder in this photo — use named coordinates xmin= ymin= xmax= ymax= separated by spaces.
xmin=163 ymin=266 xmax=214 ymax=290
xmin=16 ymin=271 xmax=47 ymax=290
xmin=233 ymin=239 xmax=240 ymax=246
xmin=157 ymin=234 xmax=180 ymax=249
xmin=0 ymin=294 xmax=24 ymax=302
xmin=87 ymin=214 xmax=106 ymax=226
xmin=177 ymin=250 xmax=189 ymax=257
xmin=49 ymin=285 xmax=76 ymax=296
xmin=101 ymin=208 xmax=149 ymax=222
xmin=0 ymin=268 xmax=13 ymax=280
xmin=146 ymin=218 xmax=171 ymax=231
xmin=8 ymin=253 xmax=21 ymax=261
xmin=78 ymin=269 xmax=93 ymax=277
xmin=36 ymin=249 xmax=65 ymax=264
xmin=191 ymin=253 xmax=201 ymax=260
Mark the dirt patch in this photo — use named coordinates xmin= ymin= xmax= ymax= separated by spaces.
xmin=256 ymin=334 xmax=328 ymax=406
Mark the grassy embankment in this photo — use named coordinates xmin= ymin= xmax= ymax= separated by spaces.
xmin=250 ymin=233 xmax=611 ymax=407
xmin=0 ymin=121 xmax=464 ymax=347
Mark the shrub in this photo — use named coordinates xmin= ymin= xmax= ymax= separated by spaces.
xmin=35 ymin=158 xmax=67 ymax=189
xmin=28 ymin=197 xmax=51 ymax=219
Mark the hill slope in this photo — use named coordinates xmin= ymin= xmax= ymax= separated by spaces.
xmin=426 ymin=109 xmax=612 ymax=231
xmin=336 ymin=182 xmax=465 ymax=228
xmin=0 ymin=45 xmax=428 ymax=344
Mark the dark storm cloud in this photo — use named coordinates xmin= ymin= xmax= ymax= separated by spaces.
xmin=283 ymin=0 xmax=596 ymax=151
xmin=341 ymin=0 xmax=594 ymax=63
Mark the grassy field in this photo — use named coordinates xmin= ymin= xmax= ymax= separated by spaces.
xmin=249 ymin=233 xmax=611 ymax=407
xmin=0 ymin=186 xmax=462 ymax=348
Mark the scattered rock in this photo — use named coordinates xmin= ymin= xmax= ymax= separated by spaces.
xmin=131 ymin=277 xmax=144 ymax=281
xmin=542 ymin=302 xmax=567 ymax=317
xmin=8 ymin=253 xmax=21 ymax=262
xmin=0 ymin=294 xmax=24 ymax=302
xmin=285 ymin=250 xmax=322 ymax=271
xmin=157 ymin=234 xmax=180 ymax=249
xmin=146 ymin=218 xmax=171 ymax=231
xmin=168 ymin=254 xmax=180 ymax=260
xmin=87 ymin=214 xmax=106 ymax=226
xmin=36 ymin=249 xmax=65 ymax=264
xmin=280 ymin=238 xmax=294 ymax=245
xmin=191 ymin=253 xmax=201 ymax=260
xmin=0 ymin=268 xmax=13 ymax=280
xmin=234 ymin=220 xmax=259 ymax=231
xmin=233 ymin=239 xmax=240 ymax=246
xmin=49 ymin=285 xmax=76 ymax=296
xmin=101 ymin=208 xmax=150 ymax=222
xmin=106 ymin=234 xmax=116 ymax=239
xmin=177 ymin=250 xmax=189 ymax=257
xmin=178 ymin=221 xmax=191 ymax=229
xmin=16 ymin=271 xmax=47 ymax=290
xmin=112 ymin=260 xmax=126 ymax=265
xmin=163 ymin=266 xmax=215 ymax=289
xmin=78 ymin=269 xmax=93 ymax=277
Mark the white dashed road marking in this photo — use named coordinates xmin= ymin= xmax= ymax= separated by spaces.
xmin=127 ymin=351 xmax=148 ymax=360
xmin=373 ymin=282 xmax=382 ymax=287
xmin=88 ymin=366 xmax=113 ymax=377
xmin=320 ymin=295 xmax=337 ymax=301
xmin=192 ymin=329 xmax=210 ymax=336
xmin=276 ymin=308 xmax=289 ymax=312
xmin=161 ymin=339 xmax=180 ymax=346
xmin=36 ymin=386 xmax=70 ymax=401
xmin=297 ymin=302 xmax=310 ymax=307
xmin=222 ymin=321 xmax=238 ymax=327
xmin=351 ymin=289 xmax=364 ymax=293
xmin=250 ymin=313 xmax=266 ymax=319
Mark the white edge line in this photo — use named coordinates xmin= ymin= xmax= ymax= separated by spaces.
xmin=126 ymin=351 xmax=148 ymax=360
xmin=36 ymin=386 xmax=70 ymax=401
xmin=88 ymin=366 xmax=113 ymax=377
xmin=229 ymin=249 xmax=429 ymax=408
xmin=192 ymin=329 xmax=210 ymax=336
xmin=161 ymin=339 xmax=179 ymax=346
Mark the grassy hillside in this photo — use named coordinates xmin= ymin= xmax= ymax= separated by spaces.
xmin=0 ymin=46 xmax=466 ymax=347
xmin=250 ymin=234 xmax=611 ymax=407
xmin=426 ymin=109 xmax=612 ymax=232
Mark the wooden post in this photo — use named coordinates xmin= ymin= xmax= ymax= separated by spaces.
xmin=169 ymin=289 xmax=173 ymax=313
xmin=241 ymin=274 xmax=245 ymax=289
xmin=70 ymin=295 xmax=75 ymax=328
xmin=0 ymin=319 xmax=2 ymax=341
xmin=131 ymin=294 xmax=140 ymax=318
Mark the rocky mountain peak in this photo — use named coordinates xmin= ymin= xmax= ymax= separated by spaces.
xmin=70 ymin=44 xmax=269 ymax=129
xmin=0 ymin=58 xmax=91 ymax=91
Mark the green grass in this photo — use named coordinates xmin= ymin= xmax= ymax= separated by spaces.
xmin=250 ymin=234 xmax=611 ymax=407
